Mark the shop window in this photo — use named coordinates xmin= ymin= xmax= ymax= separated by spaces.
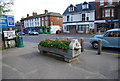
xmin=78 ymin=25 xmax=89 ymax=31
xmin=47 ymin=28 xmax=50 ymax=32
xmin=66 ymin=26 xmax=69 ymax=31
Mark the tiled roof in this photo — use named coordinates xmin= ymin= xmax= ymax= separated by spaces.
xmin=40 ymin=12 xmax=63 ymax=17
xmin=21 ymin=12 xmax=62 ymax=20
xmin=63 ymin=1 xmax=96 ymax=15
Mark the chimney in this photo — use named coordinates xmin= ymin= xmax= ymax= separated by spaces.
xmin=45 ymin=10 xmax=48 ymax=14
xmin=27 ymin=14 xmax=29 ymax=17
xmin=33 ymin=12 xmax=37 ymax=16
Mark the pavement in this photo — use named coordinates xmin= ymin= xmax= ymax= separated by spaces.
xmin=2 ymin=41 xmax=119 ymax=79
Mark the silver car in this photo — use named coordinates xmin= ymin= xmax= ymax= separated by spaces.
xmin=28 ymin=31 xmax=39 ymax=35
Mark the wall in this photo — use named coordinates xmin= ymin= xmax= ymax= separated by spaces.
xmin=49 ymin=16 xmax=63 ymax=27
xmin=63 ymin=11 xmax=95 ymax=22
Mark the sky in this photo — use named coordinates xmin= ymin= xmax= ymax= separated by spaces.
xmin=9 ymin=0 xmax=95 ymax=22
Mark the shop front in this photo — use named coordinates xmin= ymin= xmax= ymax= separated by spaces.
xmin=39 ymin=26 xmax=51 ymax=34
xmin=95 ymin=19 xmax=120 ymax=33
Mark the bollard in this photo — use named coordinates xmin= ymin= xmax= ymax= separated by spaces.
xmin=98 ymin=39 xmax=102 ymax=55
xmin=80 ymin=38 xmax=84 ymax=52
xmin=67 ymin=37 xmax=70 ymax=40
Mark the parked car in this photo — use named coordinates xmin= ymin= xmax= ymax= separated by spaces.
xmin=90 ymin=29 xmax=120 ymax=49
xmin=28 ymin=31 xmax=39 ymax=35
xmin=18 ymin=32 xmax=25 ymax=35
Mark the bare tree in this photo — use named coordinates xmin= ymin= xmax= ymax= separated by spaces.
xmin=0 ymin=0 xmax=14 ymax=16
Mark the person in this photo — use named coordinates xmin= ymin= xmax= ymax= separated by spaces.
xmin=115 ymin=32 xmax=119 ymax=37
xmin=109 ymin=32 xmax=114 ymax=37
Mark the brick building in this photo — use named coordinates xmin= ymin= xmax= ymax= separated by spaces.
xmin=20 ymin=10 xmax=63 ymax=34
xmin=95 ymin=0 xmax=120 ymax=33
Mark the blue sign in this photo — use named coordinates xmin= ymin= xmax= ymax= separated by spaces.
xmin=0 ymin=15 xmax=15 ymax=28
xmin=106 ymin=19 xmax=120 ymax=22
xmin=7 ymin=15 xmax=15 ymax=26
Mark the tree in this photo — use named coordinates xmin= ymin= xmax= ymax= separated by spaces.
xmin=0 ymin=0 xmax=14 ymax=16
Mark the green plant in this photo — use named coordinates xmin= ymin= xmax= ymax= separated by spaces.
xmin=39 ymin=39 xmax=71 ymax=52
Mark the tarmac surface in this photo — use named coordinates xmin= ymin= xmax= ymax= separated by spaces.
xmin=2 ymin=35 xmax=119 ymax=79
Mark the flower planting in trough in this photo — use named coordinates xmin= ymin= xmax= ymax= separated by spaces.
xmin=38 ymin=38 xmax=81 ymax=62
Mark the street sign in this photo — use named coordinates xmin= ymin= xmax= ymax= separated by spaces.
xmin=3 ymin=30 xmax=16 ymax=40
xmin=7 ymin=15 xmax=15 ymax=26
xmin=0 ymin=15 xmax=15 ymax=28
xmin=106 ymin=19 xmax=120 ymax=22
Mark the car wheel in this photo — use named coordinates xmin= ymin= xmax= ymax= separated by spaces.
xmin=92 ymin=42 xmax=98 ymax=49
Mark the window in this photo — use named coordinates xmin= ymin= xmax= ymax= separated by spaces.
xmin=100 ymin=0 xmax=104 ymax=6
xmin=82 ymin=14 xmax=85 ymax=21
xmin=68 ymin=8 xmax=71 ymax=12
xmin=102 ymin=10 xmax=104 ymax=17
xmin=71 ymin=16 xmax=73 ymax=21
xmin=82 ymin=4 xmax=89 ymax=9
xmin=45 ymin=16 xmax=48 ymax=20
xmin=105 ymin=9 xmax=110 ymax=17
xmin=47 ymin=28 xmax=50 ymax=32
xmin=104 ymin=31 xmax=117 ymax=37
xmin=42 ymin=21 xmax=44 ymax=26
xmin=66 ymin=26 xmax=69 ymax=31
xmin=111 ymin=9 xmax=114 ymax=17
xmin=87 ymin=17 xmax=89 ymax=21
xmin=45 ymin=21 xmax=48 ymax=26
xmin=78 ymin=25 xmax=89 ymax=31
xmin=108 ymin=0 xmax=113 ymax=5
xmin=69 ymin=7 xmax=74 ymax=12
xmin=67 ymin=16 xmax=70 ymax=22
xmin=42 ymin=17 xmax=44 ymax=21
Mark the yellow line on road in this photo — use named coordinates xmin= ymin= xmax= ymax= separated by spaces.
xmin=85 ymin=49 xmax=120 ymax=55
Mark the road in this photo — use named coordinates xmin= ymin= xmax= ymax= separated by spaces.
xmin=2 ymin=34 xmax=120 ymax=79
xmin=23 ymin=34 xmax=119 ymax=54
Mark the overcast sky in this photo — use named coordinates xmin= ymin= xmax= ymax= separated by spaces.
xmin=9 ymin=0 xmax=95 ymax=22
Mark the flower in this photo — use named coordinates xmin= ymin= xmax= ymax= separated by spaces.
xmin=47 ymin=37 xmax=50 ymax=39
xmin=39 ymin=39 xmax=71 ymax=51
xmin=61 ymin=47 xmax=65 ymax=50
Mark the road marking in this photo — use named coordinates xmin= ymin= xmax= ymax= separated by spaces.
xmin=85 ymin=49 xmax=120 ymax=55
xmin=3 ymin=63 xmax=24 ymax=75
xmin=68 ymin=64 xmax=106 ymax=79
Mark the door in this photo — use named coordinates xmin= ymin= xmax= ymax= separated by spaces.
xmin=103 ymin=31 xmax=119 ymax=47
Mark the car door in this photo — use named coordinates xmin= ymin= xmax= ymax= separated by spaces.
xmin=103 ymin=31 xmax=117 ymax=47
xmin=114 ymin=31 xmax=120 ymax=48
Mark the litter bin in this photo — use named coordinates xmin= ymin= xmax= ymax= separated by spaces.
xmin=16 ymin=36 xmax=24 ymax=47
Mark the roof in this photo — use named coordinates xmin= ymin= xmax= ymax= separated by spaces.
xmin=40 ymin=12 xmax=63 ymax=17
xmin=107 ymin=28 xmax=120 ymax=32
xmin=21 ymin=12 xmax=62 ymax=20
xmin=63 ymin=1 xmax=96 ymax=15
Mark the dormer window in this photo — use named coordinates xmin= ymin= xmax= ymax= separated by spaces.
xmin=69 ymin=4 xmax=75 ymax=12
xmin=82 ymin=2 xmax=89 ymax=9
